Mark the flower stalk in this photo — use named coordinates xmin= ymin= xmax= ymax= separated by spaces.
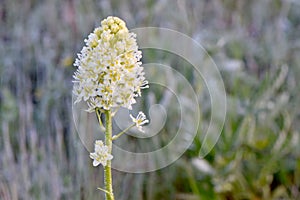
xmin=104 ymin=110 xmax=114 ymax=200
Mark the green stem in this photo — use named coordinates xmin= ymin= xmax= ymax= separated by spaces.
xmin=96 ymin=108 xmax=105 ymax=131
xmin=104 ymin=110 xmax=114 ymax=200
xmin=112 ymin=124 xmax=135 ymax=141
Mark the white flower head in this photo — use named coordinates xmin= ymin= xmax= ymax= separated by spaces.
xmin=89 ymin=140 xmax=113 ymax=167
xmin=130 ymin=111 xmax=149 ymax=132
xmin=73 ymin=16 xmax=148 ymax=112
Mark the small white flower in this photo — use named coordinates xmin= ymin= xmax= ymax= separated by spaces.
xmin=130 ymin=111 xmax=149 ymax=132
xmin=89 ymin=140 xmax=113 ymax=167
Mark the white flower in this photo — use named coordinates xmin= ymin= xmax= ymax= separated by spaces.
xmin=73 ymin=16 xmax=148 ymax=112
xmin=130 ymin=111 xmax=149 ymax=132
xmin=89 ymin=140 xmax=113 ymax=167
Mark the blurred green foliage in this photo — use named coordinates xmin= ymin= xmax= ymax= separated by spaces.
xmin=0 ymin=0 xmax=300 ymax=199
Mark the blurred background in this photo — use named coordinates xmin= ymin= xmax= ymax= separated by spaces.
xmin=1 ymin=0 xmax=300 ymax=199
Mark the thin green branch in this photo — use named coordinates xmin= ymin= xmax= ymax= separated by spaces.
xmin=112 ymin=124 xmax=135 ymax=141
xmin=96 ymin=108 xmax=106 ymax=131
xmin=97 ymin=187 xmax=113 ymax=195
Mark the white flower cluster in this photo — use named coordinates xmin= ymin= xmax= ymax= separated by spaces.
xmin=73 ymin=16 xmax=148 ymax=112
xmin=90 ymin=140 xmax=113 ymax=167
xmin=130 ymin=111 xmax=149 ymax=132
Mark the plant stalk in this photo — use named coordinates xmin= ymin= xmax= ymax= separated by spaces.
xmin=104 ymin=110 xmax=114 ymax=200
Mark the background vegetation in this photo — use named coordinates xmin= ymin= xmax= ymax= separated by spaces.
xmin=0 ymin=0 xmax=300 ymax=199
